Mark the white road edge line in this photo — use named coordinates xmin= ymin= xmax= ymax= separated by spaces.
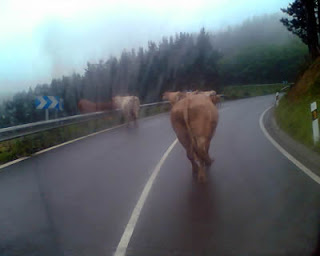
xmin=259 ymin=106 xmax=320 ymax=185
xmin=114 ymin=139 xmax=178 ymax=256
xmin=0 ymin=157 xmax=30 ymax=170
xmin=0 ymin=112 xmax=170 ymax=171
xmin=0 ymin=123 xmax=125 ymax=170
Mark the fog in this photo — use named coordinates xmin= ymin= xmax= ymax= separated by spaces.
xmin=0 ymin=0 xmax=291 ymax=96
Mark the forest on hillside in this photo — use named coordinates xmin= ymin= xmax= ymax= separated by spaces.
xmin=0 ymin=13 xmax=308 ymax=128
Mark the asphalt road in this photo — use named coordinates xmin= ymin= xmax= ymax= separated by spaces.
xmin=0 ymin=95 xmax=320 ymax=256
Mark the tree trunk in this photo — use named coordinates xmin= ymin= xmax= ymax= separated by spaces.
xmin=302 ymin=0 xmax=320 ymax=59
xmin=317 ymin=0 xmax=320 ymax=34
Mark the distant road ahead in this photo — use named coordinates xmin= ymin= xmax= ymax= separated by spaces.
xmin=0 ymin=95 xmax=319 ymax=256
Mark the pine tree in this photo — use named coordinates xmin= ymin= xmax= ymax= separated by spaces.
xmin=281 ymin=0 xmax=320 ymax=59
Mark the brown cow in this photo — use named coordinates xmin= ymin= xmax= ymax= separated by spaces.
xmin=170 ymin=94 xmax=219 ymax=182
xmin=78 ymin=99 xmax=113 ymax=114
xmin=112 ymin=96 xmax=140 ymax=126
xmin=196 ymin=90 xmax=216 ymax=97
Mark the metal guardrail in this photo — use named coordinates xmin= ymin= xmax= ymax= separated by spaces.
xmin=280 ymin=85 xmax=292 ymax=91
xmin=0 ymin=88 xmax=278 ymax=143
xmin=0 ymin=101 xmax=170 ymax=143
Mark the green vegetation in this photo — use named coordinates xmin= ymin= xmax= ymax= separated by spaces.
xmin=275 ymin=95 xmax=320 ymax=152
xmin=223 ymin=83 xmax=285 ymax=99
xmin=0 ymin=104 xmax=170 ymax=165
xmin=219 ymin=41 xmax=307 ymax=85
xmin=275 ymin=57 xmax=320 ymax=153
xmin=275 ymin=0 xmax=320 ymax=153
xmin=281 ymin=0 xmax=320 ymax=60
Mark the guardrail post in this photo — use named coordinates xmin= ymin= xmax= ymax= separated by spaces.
xmin=275 ymin=92 xmax=279 ymax=106
xmin=311 ymin=101 xmax=319 ymax=145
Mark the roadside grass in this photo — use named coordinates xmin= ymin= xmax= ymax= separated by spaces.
xmin=223 ymin=83 xmax=285 ymax=99
xmin=275 ymin=57 xmax=320 ymax=154
xmin=275 ymin=93 xmax=320 ymax=153
xmin=0 ymin=104 xmax=170 ymax=165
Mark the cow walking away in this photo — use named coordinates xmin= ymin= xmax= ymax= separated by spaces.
xmin=170 ymin=93 xmax=219 ymax=182
xmin=112 ymin=96 xmax=140 ymax=127
xmin=78 ymin=99 xmax=113 ymax=114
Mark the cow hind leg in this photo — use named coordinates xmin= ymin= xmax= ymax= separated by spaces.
xmin=133 ymin=112 xmax=138 ymax=127
xmin=204 ymin=138 xmax=214 ymax=166
xmin=187 ymin=149 xmax=198 ymax=175
xmin=197 ymin=163 xmax=207 ymax=183
xmin=193 ymin=137 xmax=211 ymax=183
xmin=195 ymin=136 xmax=213 ymax=166
xmin=125 ymin=112 xmax=131 ymax=127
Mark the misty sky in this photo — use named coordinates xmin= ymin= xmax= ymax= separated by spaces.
xmin=0 ymin=0 xmax=291 ymax=95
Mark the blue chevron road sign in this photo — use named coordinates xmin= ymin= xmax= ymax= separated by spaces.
xmin=35 ymin=96 xmax=63 ymax=111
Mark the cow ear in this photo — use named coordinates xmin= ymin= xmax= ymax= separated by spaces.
xmin=210 ymin=95 xmax=217 ymax=104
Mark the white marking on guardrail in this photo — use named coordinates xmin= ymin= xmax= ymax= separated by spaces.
xmin=114 ymin=139 xmax=178 ymax=256
xmin=259 ymin=106 xmax=320 ymax=185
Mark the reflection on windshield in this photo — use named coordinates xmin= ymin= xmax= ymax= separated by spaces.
xmin=0 ymin=0 xmax=320 ymax=255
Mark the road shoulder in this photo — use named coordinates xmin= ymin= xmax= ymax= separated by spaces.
xmin=263 ymin=106 xmax=320 ymax=176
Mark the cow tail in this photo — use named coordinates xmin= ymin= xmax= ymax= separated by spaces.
xmin=183 ymin=98 xmax=212 ymax=165
xmin=183 ymin=97 xmax=198 ymax=158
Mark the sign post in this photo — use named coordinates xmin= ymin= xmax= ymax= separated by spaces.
xmin=311 ymin=102 xmax=319 ymax=145
xmin=35 ymin=96 xmax=64 ymax=120
xmin=45 ymin=109 xmax=49 ymax=121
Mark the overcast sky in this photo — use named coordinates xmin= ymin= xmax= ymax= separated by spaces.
xmin=0 ymin=0 xmax=291 ymax=95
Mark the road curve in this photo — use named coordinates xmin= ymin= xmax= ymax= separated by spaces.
xmin=0 ymin=95 xmax=319 ymax=256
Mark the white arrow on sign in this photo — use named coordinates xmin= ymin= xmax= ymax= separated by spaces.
xmin=36 ymin=96 xmax=47 ymax=109
xmin=48 ymin=96 xmax=59 ymax=109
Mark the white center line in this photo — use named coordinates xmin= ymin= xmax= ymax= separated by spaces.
xmin=114 ymin=139 xmax=178 ymax=256
xmin=114 ymin=106 xmax=229 ymax=256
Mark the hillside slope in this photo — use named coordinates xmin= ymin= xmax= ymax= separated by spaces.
xmin=275 ymin=57 xmax=320 ymax=152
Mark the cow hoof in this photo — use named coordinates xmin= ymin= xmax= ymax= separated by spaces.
xmin=205 ymin=160 xmax=212 ymax=167
xmin=205 ymin=158 xmax=214 ymax=166
xmin=192 ymin=170 xmax=198 ymax=179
